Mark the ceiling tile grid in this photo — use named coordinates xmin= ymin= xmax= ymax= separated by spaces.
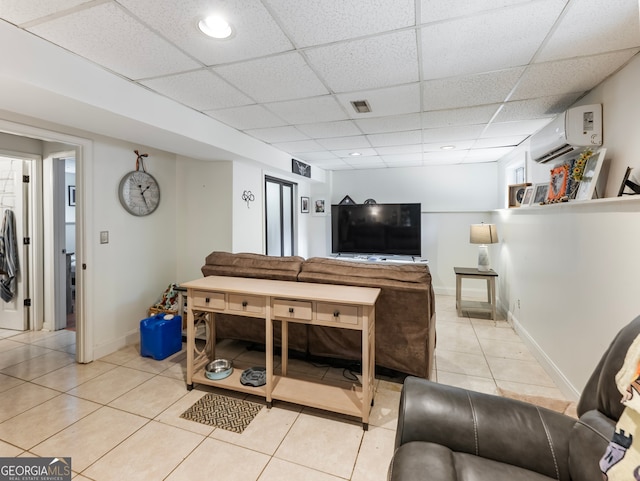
xmin=2 ymin=0 xmax=640 ymax=170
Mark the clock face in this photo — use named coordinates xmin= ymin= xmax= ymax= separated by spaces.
xmin=118 ymin=171 xmax=160 ymax=216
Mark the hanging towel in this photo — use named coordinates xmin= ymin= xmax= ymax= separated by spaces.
xmin=0 ymin=209 xmax=19 ymax=302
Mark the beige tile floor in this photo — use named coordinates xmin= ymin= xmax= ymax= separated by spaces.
xmin=0 ymin=295 xmax=571 ymax=480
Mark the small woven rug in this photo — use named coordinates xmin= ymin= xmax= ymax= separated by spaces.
xmin=180 ymin=393 xmax=264 ymax=433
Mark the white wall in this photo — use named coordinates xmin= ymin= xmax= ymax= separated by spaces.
xmin=176 ymin=157 xmax=233 ymax=283
xmin=495 ymin=52 xmax=640 ymax=397
xmin=91 ymin=139 xmax=179 ymax=357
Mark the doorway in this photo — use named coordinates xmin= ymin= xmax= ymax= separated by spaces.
xmin=0 ymin=119 xmax=91 ymax=363
xmin=265 ymin=176 xmax=295 ymax=256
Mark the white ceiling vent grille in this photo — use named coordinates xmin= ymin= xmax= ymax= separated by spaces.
xmin=350 ymin=100 xmax=371 ymax=113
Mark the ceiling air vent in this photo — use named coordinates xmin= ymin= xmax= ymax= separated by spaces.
xmin=350 ymin=100 xmax=371 ymax=113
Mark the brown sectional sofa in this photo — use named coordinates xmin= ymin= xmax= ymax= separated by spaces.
xmin=200 ymin=251 xmax=436 ymax=378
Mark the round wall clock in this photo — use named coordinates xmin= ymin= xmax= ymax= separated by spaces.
xmin=118 ymin=170 xmax=160 ymax=216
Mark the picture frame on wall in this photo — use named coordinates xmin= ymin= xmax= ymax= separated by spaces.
xmin=313 ymin=199 xmax=325 ymax=215
xmin=532 ymin=183 xmax=549 ymax=205
xmin=300 ymin=196 xmax=309 ymax=213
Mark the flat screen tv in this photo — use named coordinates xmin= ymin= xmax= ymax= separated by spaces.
xmin=331 ymin=203 xmax=422 ymax=256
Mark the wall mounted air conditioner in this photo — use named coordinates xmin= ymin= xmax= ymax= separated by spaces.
xmin=530 ymin=104 xmax=602 ymax=163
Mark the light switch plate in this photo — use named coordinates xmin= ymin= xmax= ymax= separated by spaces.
xmin=100 ymin=231 xmax=109 ymax=244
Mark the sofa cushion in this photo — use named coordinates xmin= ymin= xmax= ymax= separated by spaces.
xmin=389 ymin=442 xmax=556 ymax=481
xmin=201 ymin=251 xmax=304 ymax=281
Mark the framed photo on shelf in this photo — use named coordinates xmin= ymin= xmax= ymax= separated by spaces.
xmin=575 ymin=148 xmax=606 ymax=200
xmin=532 ymin=183 xmax=549 ymax=205
xmin=300 ymin=196 xmax=309 ymax=213
xmin=548 ymin=164 xmax=570 ymax=201
xmin=508 ymin=183 xmax=531 ymax=208
xmin=520 ymin=185 xmax=535 ymax=207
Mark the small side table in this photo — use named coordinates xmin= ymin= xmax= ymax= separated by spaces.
xmin=454 ymin=267 xmax=498 ymax=320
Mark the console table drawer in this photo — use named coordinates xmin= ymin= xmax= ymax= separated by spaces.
xmin=192 ymin=290 xmax=225 ymax=310
xmin=228 ymin=294 xmax=265 ymax=314
xmin=273 ymin=299 xmax=313 ymax=320
xmin=317 ymin=303 xmax=359 ymax=325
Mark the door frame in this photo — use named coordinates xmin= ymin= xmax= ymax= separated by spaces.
xmin=264 ymin=175 xmax=296 ymax=256
xmin=0 ymin=119 xmax=93 ymax=363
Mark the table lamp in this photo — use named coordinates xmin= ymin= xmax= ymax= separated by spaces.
xmin=470 ymin=223 xmax=499 ymax=271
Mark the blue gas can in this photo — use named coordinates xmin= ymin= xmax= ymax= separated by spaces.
xmin=139 ymin=313 xmax=182 ymax=360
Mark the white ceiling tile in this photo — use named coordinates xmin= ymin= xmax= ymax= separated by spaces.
xmin=266 ymin=96 xmax=349 ymax=124
xmin=422 ymin=125 xmax=484 ymax=143
xmin=295 ymin=151 xmax=339 ymax=162
xmin=140 ymin=70 xmax=252 ymax=110
xmin=423 ymin=151 xmax=467 ymax=164
xmin=494 ymin=94 xmax=581 ymax=122
xmin=345 ymin=156 xmax=384 ymax=166
xmin=28 ymin=2 xmax=200 ymax=80
xmin=206 ymin=105 xmax=287 ymax=130
xmin=272 ymin=139 xmax=324 ymax=153
xmin=367 ymin=130 xmax=422 ymax=148
xmin=422 ymin=140 xmax=475 ymax=152
xmin=264 ymin=0 xmax=415 ymax=48
xmin=214 ymin=52 xmax=328 ymax=102
xmin=536 ymin=0 xmax=640 ymax=63
xmin=381 ymin=153 xmax=424 ymax=163
xmin=355 ymin=113 xmax=421 ymax=134
xmin=305 ymin=30 xmax=419 ymax=92
xmin=316 ymin=136 xmax=372 ymax=150
xmin=244 ymin=126 xmax=308 ymax=143
xmin=376 ymin=144 xmax=423 ymax=155
xmin=335 ymin=84 xmax=421 ymax=119
xmin=0 ymin=0 xmax=94 ymax=24
xmin=296 ymin=121 xmax=362 ymax=139
xmin=118 ymin=0 xmax=293 ymax=65
xmin=422 ymin=105 xmax=500 ymax=129
xmin=332 ymin=148 xmax=379 ymax=158
xmin=420 ymin=0 xmax=533 ymax=24
xmin=421 ymin=1 xmax=565 ymax=79
xmin=423 ymin=68 xmax=525 ymax=110
xmin=463 ymin=147 xmax=515 ymax=163
xmin=474 ymin=135 xmax=527 ymax=149
xmin=512 ymin=50 xmax=639 ymax=100
xmin=482 ymin=119 xmax=550 ymax=137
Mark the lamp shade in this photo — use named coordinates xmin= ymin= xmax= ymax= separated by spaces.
xmin=470 ymin=224 xmax=499 ymax=245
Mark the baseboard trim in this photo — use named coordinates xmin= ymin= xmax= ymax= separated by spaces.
xmin=507 ymin=310 xmax=580 ymax=401
xmin=92 ymin=328 xmax=139 ymax=361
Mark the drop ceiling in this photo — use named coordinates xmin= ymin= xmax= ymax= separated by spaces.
xmin=0 ymin=0 xmax=638 ymax=170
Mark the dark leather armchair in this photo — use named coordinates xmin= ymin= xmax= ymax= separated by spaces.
xmin=389 ymin=316 xmax=640 ymax=481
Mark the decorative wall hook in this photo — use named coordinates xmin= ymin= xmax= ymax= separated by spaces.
xmin=242 ymin=190 xmax=255 ymax=208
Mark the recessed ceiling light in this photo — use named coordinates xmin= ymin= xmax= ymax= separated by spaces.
xmin=349 ymin=152 xmax=362 ymax=156
xmin=440 ymin=145 xmax=455 ymax=150
xmin=198 ymin=15 xmax=233 ymax=39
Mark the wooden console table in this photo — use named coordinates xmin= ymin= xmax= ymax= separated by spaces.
xmin=454 ymin=267 xmax=498 ymax=320
xmin=181 ymin=276 xmax=380 ymax=429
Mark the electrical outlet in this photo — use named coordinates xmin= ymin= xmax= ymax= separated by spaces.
xmin=100 ymin=231 xmax=109 ymax=244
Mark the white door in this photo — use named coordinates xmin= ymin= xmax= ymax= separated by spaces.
xmin=0 ymin=157 xmax=29 ymax=330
